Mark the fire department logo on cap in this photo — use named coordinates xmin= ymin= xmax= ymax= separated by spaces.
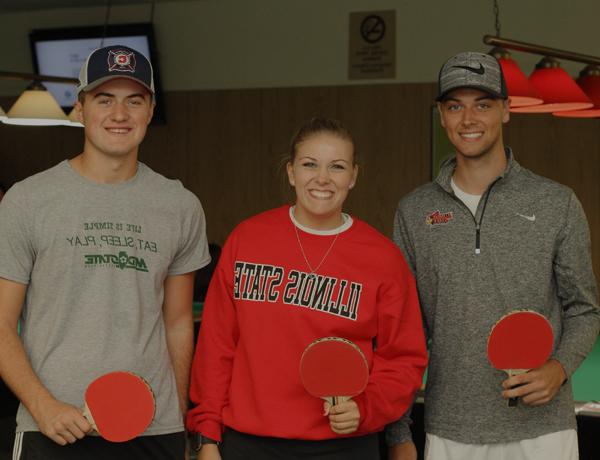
xmin=108 ymin=50 xmax=136 ymax=73
xmin=77 ymin=44 xmax=154 ymax=96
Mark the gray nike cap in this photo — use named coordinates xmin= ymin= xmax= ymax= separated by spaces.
xmin=437 ymin=52 xmax=508 ymax=101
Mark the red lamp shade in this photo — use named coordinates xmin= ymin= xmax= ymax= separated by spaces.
xmin=489 ymin=47 xmax=543 ymax=108
xmin=511 ymin=57 xmax=593 ymax=113
xmin=554 ymin=65 xmax=600 ymax=118
xmin=499 ymin=61 xmax=544 ymax=107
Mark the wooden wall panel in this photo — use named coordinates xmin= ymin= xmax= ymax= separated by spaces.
xmin=338 ymin=83 xmax=434 ymax=235
xmin=0 ymin=85 xmax=598 ymax=287
xmin=141 ymin=89 xmax=265 ymax=243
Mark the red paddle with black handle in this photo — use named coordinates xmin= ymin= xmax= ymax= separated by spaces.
xmin=299 ymin=337 xmax=369 ymax=406
xmin=487 ymin=311 xmax=554 ymax=407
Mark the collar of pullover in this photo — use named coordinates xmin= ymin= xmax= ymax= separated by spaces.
xmin=435 ymin=147 xmax=521 ymax=194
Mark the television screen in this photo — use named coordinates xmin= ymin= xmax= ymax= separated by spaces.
xmin=30 ymin=23 xmax=165 ymax=123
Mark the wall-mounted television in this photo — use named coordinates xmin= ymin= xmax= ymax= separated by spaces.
xmin=30 ymin=23 xmax=165 ymax=123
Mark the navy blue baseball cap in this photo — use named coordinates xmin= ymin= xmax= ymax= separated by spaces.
xmin=77 ymin=45 xmax=155 ymax=97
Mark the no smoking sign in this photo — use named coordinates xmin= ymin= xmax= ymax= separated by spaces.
xmin=349 ymin=10 xmax=396 ymax=79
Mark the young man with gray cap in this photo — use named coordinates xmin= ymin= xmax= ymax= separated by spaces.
xmin=386 ymin=51 xmax=599 ymax=460
xmin=0 ymin=45 xmax=210 ymax=459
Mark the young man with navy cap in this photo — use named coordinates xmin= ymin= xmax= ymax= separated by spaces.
xmin=386 ymin=52 xmax=599 ymax=460
xmin=0 ymin=45 xmax=210 ymax=459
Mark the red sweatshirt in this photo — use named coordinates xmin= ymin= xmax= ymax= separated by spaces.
xmin=187 ymin=206 xmax=427 ymax=441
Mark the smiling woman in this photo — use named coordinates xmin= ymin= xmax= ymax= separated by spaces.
xmin=186 ymin=118 xmax=428 ymax=460
xmin=286 ymin=118 xmax=358 ymax=230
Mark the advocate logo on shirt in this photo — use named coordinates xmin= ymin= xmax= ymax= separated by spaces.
xmin=425 ymin=210 xmax=453 ymax=226
xmin=84 ymin=250 xmax=149 ymax=272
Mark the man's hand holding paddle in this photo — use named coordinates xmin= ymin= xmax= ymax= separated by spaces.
xmin=501 ymin=358 xmax=567 ymax=406
xmin=35 ymin=371 xmax=155 ymax=445
xmin=32 ymin=394 xmax=92 ymax=446
xmin=487 ymin=310 xmax=564 ymax=407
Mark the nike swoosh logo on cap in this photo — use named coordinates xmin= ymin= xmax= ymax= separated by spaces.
xmin=452 ymin=64 xmax=485 ymax=75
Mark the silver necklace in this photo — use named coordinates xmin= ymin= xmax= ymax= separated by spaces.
xmin=293 ymin=223 xmax=340 ymax=280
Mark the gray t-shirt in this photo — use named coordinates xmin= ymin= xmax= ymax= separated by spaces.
xmin=0 ymin=160 xmax=210 ymax=435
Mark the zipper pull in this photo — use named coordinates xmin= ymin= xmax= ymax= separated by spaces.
xmin=475 ymin=225 xmax=481 ymax=254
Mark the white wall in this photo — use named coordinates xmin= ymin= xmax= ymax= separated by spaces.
xmin=1 ymin=0 xmax=599 ymax=96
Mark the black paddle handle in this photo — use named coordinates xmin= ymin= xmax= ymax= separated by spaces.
xmin=508 ymin=382 xmax=525 ymax=407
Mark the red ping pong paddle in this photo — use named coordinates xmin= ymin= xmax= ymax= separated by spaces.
xmin=299 ymin=337 xmax=369 ymax=406
xmin=487 ymin=310 xmax=554 ymax=407
xmin=82 ymin=371 xmax=156 ymax=442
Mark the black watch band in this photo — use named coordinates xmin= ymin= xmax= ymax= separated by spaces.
xmin=195 ymin=433 xmax=218 ymax=451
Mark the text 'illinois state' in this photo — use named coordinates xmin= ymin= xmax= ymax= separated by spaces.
xmin=233 ymin=261 xmax=362 ymax=321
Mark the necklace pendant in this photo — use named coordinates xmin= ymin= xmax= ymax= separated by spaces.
xmin=293 ymin=221 xmax=341 ymax=282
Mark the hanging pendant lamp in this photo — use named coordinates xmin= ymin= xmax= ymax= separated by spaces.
xmin=553 ymin=65 xmax=600 ymax=118
xmin=489 ymin=47 xmax=543 ymax=107
xmin=511 ymin=57 xmax=593 ymax=113
xmin=4 ymin=81 xmax=70 ymax=126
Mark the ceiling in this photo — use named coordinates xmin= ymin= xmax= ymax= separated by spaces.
xmin=0 ymin=0 xmax=199 ymax=13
